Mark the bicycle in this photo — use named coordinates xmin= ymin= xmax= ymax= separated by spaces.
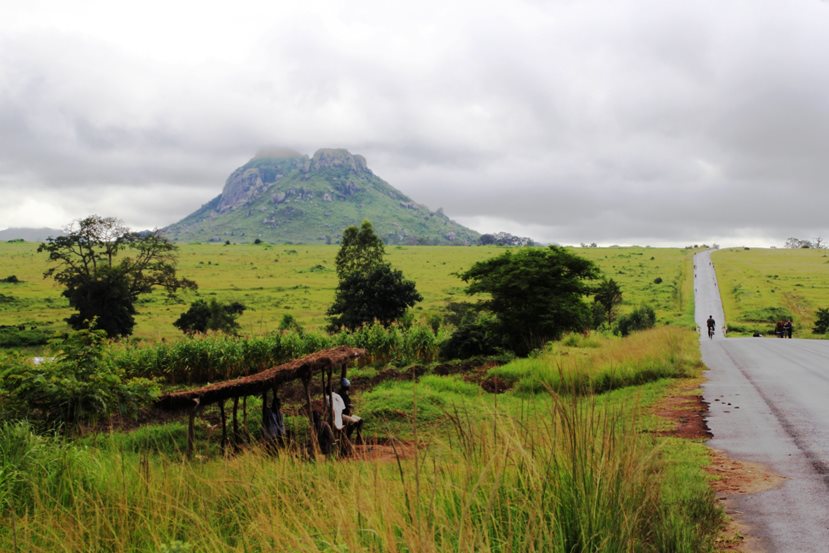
xmin=707 ymin=326 xmax=715 ymax=339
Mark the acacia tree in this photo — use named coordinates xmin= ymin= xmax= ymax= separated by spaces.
xmin=39 ymin=215 xmax=196 ymax=337
xmin=460 ymin=246 xmax=599 ymax=355
xmin=328 ymin=221 xmax=421 ymax=331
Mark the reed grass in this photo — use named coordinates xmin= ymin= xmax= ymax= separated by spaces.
xmin=1 ymin=383 xmax=718 ymax=552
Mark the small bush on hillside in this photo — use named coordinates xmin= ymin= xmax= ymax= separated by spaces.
xmin=1 ymin=275 xmax=20 ymax=283
xmin=813 ymin=308 xmax=829 ymax=334
xmin=615 ymin=305 xmax=657 ymax=336
xmin=278 ymin=313 xmax=304 ymax=335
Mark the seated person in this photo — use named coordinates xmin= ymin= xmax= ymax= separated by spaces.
xmin=339 ymin=377 xmax=363 ymax=443
xmin=325 ymin=380 xmax=363 ymax=444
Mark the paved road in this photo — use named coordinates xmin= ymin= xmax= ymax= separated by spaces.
xmin=696 ymin=250 xmax=829 ymax=552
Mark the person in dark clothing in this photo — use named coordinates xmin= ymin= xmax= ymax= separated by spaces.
xmin=706 ymin=315 xmax=716 ymax=338
xmin=263 ymin=396 xmax=286 ymax=447
xmin=784 ymin=320 xmax=793 ymax=339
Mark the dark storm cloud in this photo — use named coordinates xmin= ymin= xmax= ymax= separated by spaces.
xmin=1 ymin=0 xmax=828 ymax=245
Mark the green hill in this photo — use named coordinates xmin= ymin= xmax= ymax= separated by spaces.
xmin=163 ymin=148 xmax=479 ymax=245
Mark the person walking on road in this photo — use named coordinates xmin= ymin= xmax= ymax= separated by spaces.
xmin=784 ymin=320 xmax=793 ymax=339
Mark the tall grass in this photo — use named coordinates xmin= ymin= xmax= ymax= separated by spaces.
xmin=0 ymin=392 xmax=719 ymax=552
xmin=489 ymin=327 xmax=700 ymax=395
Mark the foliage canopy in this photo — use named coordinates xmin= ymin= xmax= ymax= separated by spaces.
xmin=460 ymin=246 xmax=599 ymax=355
xmin=38 ymin=215 xmax=196 ymax=337
xmin=173 ymin=299 xmax=246 ymax=335
xmin=328 ymin=221 xmax=421 ymax=331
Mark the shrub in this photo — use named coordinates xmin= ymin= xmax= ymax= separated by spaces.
xmin=0 ymin=324 xmax=52 ymax=347
xmin=0 ymin=329 xmax=159 ymax=429
xmin=1 ymin=275 xmax=20 ymax=283
xmin=441 ymin=314 xmax=505 ymax=360
xmin=814 ymin=308 xmax=829 ymax=334
xmin=173 ymin=299 xmax=246 ymax=335
xmin=616 ymin=305 xmax=657 ymax=337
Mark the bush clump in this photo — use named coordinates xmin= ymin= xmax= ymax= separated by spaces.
xmin=616 ymin=305 xmax=657 ymax=336
xmin=813 ymin=308 xmax=829 ymax=334
xmin=0 ymin=329 xmax=159 ymax=430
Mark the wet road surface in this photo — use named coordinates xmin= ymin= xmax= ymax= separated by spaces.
xmin=697 ymin=250 xmax=829 ymax=552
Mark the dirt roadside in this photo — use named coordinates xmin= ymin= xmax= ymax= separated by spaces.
xmin=653 ymin=379 xmax=784 ymax=553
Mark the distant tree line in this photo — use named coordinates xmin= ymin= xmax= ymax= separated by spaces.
xmin=784 ymin=237 xmax=826 ymax=249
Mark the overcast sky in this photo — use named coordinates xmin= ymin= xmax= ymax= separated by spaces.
xmin=1 ymin=0 xmax=828 ymax=246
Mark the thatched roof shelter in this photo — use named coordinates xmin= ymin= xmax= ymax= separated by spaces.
xmin=157 ymin=346 xmax=366 ymax=412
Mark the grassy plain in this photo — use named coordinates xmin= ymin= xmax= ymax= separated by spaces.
xmin=0 ymin=242 xmax=695 ymax=343
xmin=713 ymin=248 xmax=829 ymax=336
xmin=1 ymin=327 xmax=720 ymax=552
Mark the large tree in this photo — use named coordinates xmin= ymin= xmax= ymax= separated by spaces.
xmin=460 ymin=246 xmax=599 ymax=355
xmin=328 ymin=221 xmax=421 ymax=331
xmin=39 ymin=215 xmax=196 ymax=337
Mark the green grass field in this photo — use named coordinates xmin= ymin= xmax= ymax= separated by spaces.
xmin=713 ymin=247 xmax=829 ymax=336
xmin=0 ymin=327 xmax=721 ymax=552
xmin=0 ymin=242 xmax=695 ymax=344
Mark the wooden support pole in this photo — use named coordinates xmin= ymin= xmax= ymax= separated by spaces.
xmin=242 ymin=395 xmax=249 ymax=442
xmin=303 ymin=374 xmax=319 ymax=456
xmin=219 ymin=400 xmax=227 ymax=455
xmin=232 ymin=396 xmax=240 ymax=450
xmin=187 ymin=398 xmax=200 ymax=459
xmin=261 ymin=391 xmax=268 ymax=441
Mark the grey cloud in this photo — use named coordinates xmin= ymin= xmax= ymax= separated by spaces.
xmin=1 ymin=0 xmax=828 ymax=245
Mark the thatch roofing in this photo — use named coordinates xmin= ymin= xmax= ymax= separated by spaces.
xmin=156 ymin=346 xmax=366 ymax=412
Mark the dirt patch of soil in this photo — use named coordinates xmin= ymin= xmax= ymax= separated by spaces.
xmin=349 ymin=440 xmax=418 ymax=463
xmin=652 ymin=380 xmax=712 ymax=440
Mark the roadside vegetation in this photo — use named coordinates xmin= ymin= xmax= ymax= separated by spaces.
xmin=0 ymin=224 xmax=722 ymax=551
xmin=713 ymin=247 xmax=829 ymax=337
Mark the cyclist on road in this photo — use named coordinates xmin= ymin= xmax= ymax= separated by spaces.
xmin=706 ymin=315 xmax=716 ymax=338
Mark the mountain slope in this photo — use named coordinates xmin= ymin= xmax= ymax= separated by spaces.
xmin=164 ymin=149 xmax=479 ymax=245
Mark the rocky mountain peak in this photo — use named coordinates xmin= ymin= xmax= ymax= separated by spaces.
xmin=309 ymin=148 xmax=369 ymax=174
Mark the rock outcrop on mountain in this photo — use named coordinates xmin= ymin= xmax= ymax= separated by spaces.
xmin=163 ymin=149 xmax=479 ymax=245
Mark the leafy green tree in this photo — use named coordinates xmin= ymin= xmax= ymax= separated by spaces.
xmin=38 ymin=215 xmax=195 ymax=337
xmin=328 ymin=264 xmax=422 ymax=331
xmin=813 ymin=308 xmax=829 ymax=334
xmin=459 ymin=246 xmax=599 ymax=355
xmin=594 ymin=278 xmax=623 ymax=325
xmin=335 ymin=220 xmax=385 ymax=277
xmin=173 ymin=299 xmax=246 ymax=335
xmin=328 ymin=221 xmax=421 ymax=331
